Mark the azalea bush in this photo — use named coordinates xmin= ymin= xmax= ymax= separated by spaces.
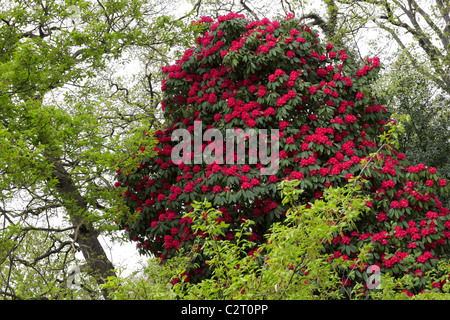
xmin=114 ymin=13 xmax=450 ymax=297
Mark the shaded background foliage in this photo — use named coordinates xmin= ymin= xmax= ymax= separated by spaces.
xmin=377 ymin=55 xmax=450 ymax=207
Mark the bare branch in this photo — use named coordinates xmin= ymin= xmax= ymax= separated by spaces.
xmin=239 ymin=0 xmax=260 ymax=20
xmin=21 ymin=226 xmax=76 ymax=233
xmin=14 ymin=240 xmax=73 ymax=267
xmin=176 ymin=0 xmax=203 ymax=21
xmin=372 ymin=17 xmax=448 ymax=91
xmin=409 ymin=0 xmax=449 ymax=51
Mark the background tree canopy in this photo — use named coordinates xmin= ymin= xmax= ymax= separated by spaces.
xmin=0 ymin=0 xmax=195 ymax=299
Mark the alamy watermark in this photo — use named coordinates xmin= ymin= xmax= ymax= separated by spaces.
xmin=67 ymin=266 xmax=81 ymax=289
xmin=66 ymin=5 xmax=81 ymax=29
xmin=171 ymin=121 xmax=280 ymax=175
xmin=366 ymin=265 xmax=382 ymax=290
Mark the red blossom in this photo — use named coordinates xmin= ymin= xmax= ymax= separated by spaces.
xmin=356 ymin=92 xmax=364 ymax=100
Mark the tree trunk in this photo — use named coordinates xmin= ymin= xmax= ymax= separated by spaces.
xmin=48 ymin=156 xmax=116 ymax=299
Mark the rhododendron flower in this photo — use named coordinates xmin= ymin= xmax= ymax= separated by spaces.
xmin=344 ymin=114 xmax=357 ymax=124
xmin=340 ymin=53 xmax=348 ymax=61
xmin=258 ymin=86 xmax=267 ymax=97
xmin=373 ymin=57 xmax=380 ymax=68
xmin=381 ymin=180 xmax=395 ymax=189
xmin=263 ymin=107 xmax=276 ymax=117
xmin=342 ymin=236 xmax=351 ymax=245
xmin=214 ymin=114 xmax=222 ymax=122
xmin=316 ymin=68 xmax=327 ymax=77
xmin=202 ymin=185 xmax=210 ymax=194
xmin=425 ymin=179 xmax=434 ymax=187
xmin=417 ymin=254 xmax=429 ymax=263
xmin=426 ymin=211 xmax=438 ymax=220
xmin=291 ymin=171 xmax=304 ymax=180
xmin=390 ymin=201 xmax=399 ymax=208
xmin=184 ymin=184 xmax=194 ymax=193
xmin=286 ymin=137 xmax=295 ymax=144
xmin=279 ymin=121 xmax=290 ymax=130
xmin=309 ymin=86 xmax=318 ymax=94
xmin=286 ymin=50 xmax=295 ymax=58
xmin=242 ymin=182 xmax=252 ymax=189
xmin=399 ymin=199 xmax=409 ymax=208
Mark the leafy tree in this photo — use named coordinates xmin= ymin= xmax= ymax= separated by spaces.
xmin=376 ymin=54 xmax=450 ymax=206
xmin=116 ymin=13 xmax=449 ymax=297
xmin=314 ymin=0 xmax=449 ymax=95
xmin=0 ymin=0 xmax=196 ymax=299
xmin=101 ymin=257 xmax=177 ymax=300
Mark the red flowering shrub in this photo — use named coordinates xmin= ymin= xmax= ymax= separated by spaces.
xmin=115 ymin=13 xmax=450 ymax=295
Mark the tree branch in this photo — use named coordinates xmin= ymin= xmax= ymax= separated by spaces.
xmin=14 ymin=240 xmax=73 ymax=267
xmin=176 ymin=0 xmax=202 ymax=21
xmin=239 ymin=0 xmax=260 ymax=20
xmin=409 ymin=0 xmax=449 ymax=52
xmin=21 ymin=226 xmax=76 ymax=234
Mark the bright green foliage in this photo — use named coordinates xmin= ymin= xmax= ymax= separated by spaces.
xmin=0 ymin=0 xmax=197 ymax=299
xmin=171 ymin=180 xmax=372 ymax=299
xmin=101 ymin=258 xmax=177 ymax=300
xmin=366 ymin=259 xmax=450 ymax=300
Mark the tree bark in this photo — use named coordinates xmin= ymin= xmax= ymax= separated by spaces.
xmin=335 ymin=0 xmax=450 ymax=94
xmin=48 ymin=156 xmax=116 ymax=300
